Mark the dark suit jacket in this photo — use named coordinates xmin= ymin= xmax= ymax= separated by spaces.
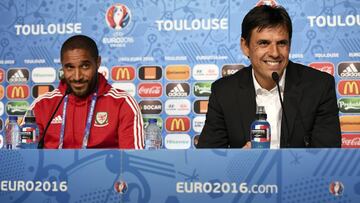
xmin=198 ymin=61 xmax=341 ymax=148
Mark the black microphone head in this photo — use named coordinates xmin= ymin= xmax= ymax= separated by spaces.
xmin=65 ymin=86 xmax=72 ymax=95
xmin=272 ymin=72 xmax=279 ymax=82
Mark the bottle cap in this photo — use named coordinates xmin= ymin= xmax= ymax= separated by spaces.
xmin=148 ymin=118 xmax=157 ymax=124
xmin=8 ymin=116 xmax=18 ymax=121
xmin=256 ymin=106 xmax=266 ymax=114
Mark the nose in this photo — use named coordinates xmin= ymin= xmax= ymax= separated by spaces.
xmin=268 ymin=44 xmax=280 ymax=58
xmin=74 ymin=68 xmax=83 ymax=81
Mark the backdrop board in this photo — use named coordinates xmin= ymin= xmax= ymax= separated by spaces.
xmin=0 ymin=0 xmax=360 ymax=149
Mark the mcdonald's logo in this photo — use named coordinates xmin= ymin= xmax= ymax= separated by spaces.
xmin=338 ymin=80 xmax=360 ymax=96
xmin=111 ymin=66 xmax=135 ymax=81
xmin=165 ymin=117 xmax=190 ymax=132
xmin=6 ymin=85 xmax=29 ymax=99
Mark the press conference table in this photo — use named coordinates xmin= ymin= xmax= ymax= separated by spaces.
xmin=0 ymin=149 xmax=359 ymax=202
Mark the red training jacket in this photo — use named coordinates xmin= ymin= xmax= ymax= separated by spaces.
xmin=30 ymin=74 xmax=144 ymax=149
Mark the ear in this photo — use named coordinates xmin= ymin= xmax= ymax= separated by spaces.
xmin=240 ymin=38 xmax=250 ymax=58
xmin=96 ymin=56 xmax=101 ymax=70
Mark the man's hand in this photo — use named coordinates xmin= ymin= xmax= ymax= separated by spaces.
xmin=242 ymin=141 xmax=251 ymax=149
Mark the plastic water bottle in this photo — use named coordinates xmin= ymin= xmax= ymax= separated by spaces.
xmin=250 ymin=106 xmax=271 ymax=148
xmin=19 ymin=110 xmax=39 ymax=149
xmin=5 ymin=116 xmax=20 ymax=149
xmin=145 ymin=119 xmax=162 ymax=149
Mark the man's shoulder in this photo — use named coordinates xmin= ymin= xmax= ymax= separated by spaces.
xmin=30 ymin=89 xmax=63 ymax=109
xmin=103 ymin=86 xmax=133 ymax=100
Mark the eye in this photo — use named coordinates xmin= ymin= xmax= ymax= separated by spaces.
xmin=278 ymin=40 xmax=289 ymax=47
xmin=81 ymin=64 xmax=90 ymax=69
xmin=257 ymin=40 xmax=269 ymax=47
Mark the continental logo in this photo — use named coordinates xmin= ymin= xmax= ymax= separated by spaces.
xmin=165 ymin=65 xmax=190 ymax=80
xmin=165 ymin=117 xmax=190 ymax=132
xmin=308 ymin=62 xmax=334 ymax=76
xmin=193 ymin=100 xmax=209 ymax=114
xmin=222 ymin=64 xmax=245 ymax=77
xmin=6 ymin=85 xmax=30 ymax=99
xmin=6 ymin=101 xmax=29 ymax=116
xmin=340 ymin=115 xmax=360 ymax=132
xmin=338 ymin=80 xmax=360 ymax=96
xmin=32 ymin=85 xmax=55 ymax=98
xmin=111 ymin=66 xmax=135 ymax=81
xmin=7 ymin=68 xmax=30 ymax=83
xmin=338 ymin=98 xmax=360 ymax=113
xmin=139 ymin=100 xmax=162 ymax=114
xmin=138 ymin=66 xmax=162 ymax=80
xmin=193 ymin=82 xmax=211 ymax=97
xmin=0 ymin=85 xmax=4 ymax=100
xmin=338 ymin=62 xmax=360 ymax=78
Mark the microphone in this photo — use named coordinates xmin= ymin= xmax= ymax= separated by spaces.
xmin=272 ymin=72 xmax=290 ymax=147
xmin=38 ymin=87 xmax=72 ymax=149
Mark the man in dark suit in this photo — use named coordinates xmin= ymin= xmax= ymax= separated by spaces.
xmin=197 ymin=5 xmax=341 ymax=148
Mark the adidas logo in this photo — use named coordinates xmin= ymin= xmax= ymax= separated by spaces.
xmin=51 ymin=115 xmax=63 ymax=124
xmin=168 ymin=83 xmax=188 ymax=97
xmin=9 ymin=70 xmax=28 ymax=83
xmin=340 ymin=63 xmax=360 ymax=77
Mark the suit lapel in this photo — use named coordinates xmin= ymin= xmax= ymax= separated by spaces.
xmin=282 ymin=62 xmax=303 ymax=146
xmin=236 ymin=67 xmax=256 ymax=141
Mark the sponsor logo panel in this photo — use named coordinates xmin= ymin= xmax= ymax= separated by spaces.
xmin=342 ymin=134 xmax=360 ymax=148
xmin=111 ymin=83 xmax=136 ymax=97
xmin=222 ymin=64 xmax=245 ymax=77
xmin=192 ymin=64 xmax=219 ymax=80
xmin=0 ymin=118 xmax=2 ymax=132
xmin=193 ymin=116 xmax=206 ymax=133
xmin=164 ymin=99 xmax=191 ymax=115
xmin=139 ymin=100 xmax=162 ymax=114
xmin=193 ymin=82 xmax=212 ymax=97
xmin=164 ymin=134 xmax=191 ymax=149
xmin=138 ymin=66 xmax=162 ymax=80
xmin=32 ymin=85 xmax=55 ymax=98
xmin=6 ymin=101 xmax=29 ymax=116
xmin=0 ymin=68 xmax=5 ymax=82
xmin=340 ymin=116 xmax=360 ymax=132
xmin=165 ymin=117 xmax=190 ymax=132
xmin=0 ymin=102 xmax=4 ymax=116
xmin=338 ymin=62 xmax=360 ymax=78
xmin=137 ymin=82 xmax=162 ymax=98
xmin=193 ymin=134 xmax=200 ymax=148
xmin=338 ymin=98 xmax=360 ymax=113
xmin=338 ymin=80 xmax=360 ymax=96
xmin=7 ymin=68 xmax=30 ymax=83
xmin=308 ymin=62 xmax=335 ymax=76
xmin=98 ymin=66 xmax=109 ymax=80
xmin=0 ymin=134 xmax=3 ymax=148
xmin=31 ymin=67 xmax=56 ymax=83
xmin=105 ymin=3 xmax=131 ymax=30
xmin=6 ymin=85 xmax=30 ymax=99
xmin=166 ymin=83 xmax=190 ymax=97
xmin=193 ymin=100 xmax=209 ymax=114
xmin=165 ymin=65 xmax=190 ymax=80
xmin=111 ymin=66 xmax=135 ymax=81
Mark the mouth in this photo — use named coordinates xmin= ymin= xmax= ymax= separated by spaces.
xmin=264 ymin=60 xmax=281 ymax=66
xmin=71 ymin=82 xmax=87 ymax=89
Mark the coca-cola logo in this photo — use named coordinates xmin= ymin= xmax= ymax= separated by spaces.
xmin=138 ymin=83 xmax=162 ymax=97
xmin=342 ymin=136 xmax=360 ymax=148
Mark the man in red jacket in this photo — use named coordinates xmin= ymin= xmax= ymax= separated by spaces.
xmin=31 ymin=35 xmax=144 ymax=149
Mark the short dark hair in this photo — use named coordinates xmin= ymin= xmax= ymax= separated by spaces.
xmin=241 ymin=5 xmax=292 ymax=45
xmin=60 ymin=35 xmax=99 ymax=60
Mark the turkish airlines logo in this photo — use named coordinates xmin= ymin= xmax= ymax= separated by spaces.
xmin=7 ymin=68 xmax=30 ymax=83
xmin=165 ymin=117 xmax=190 ymax=132
xmin=105 ymin=3 xmax=131 ymax=30
xmin=0 ymin=68 xmax=4 ymax=82
xmin=165 ymin=65 xmax=190 ymax=80
xmin=138 ymin=66 xmax=162 ymax=80
xmin=139 ymin=100 xmax=162 ymax=114
xmin=338 ymin=62 xmax=360 ymax=78
xmin=138 ymin=83 xmax=162 ymax=98
xmin=111 ymin=66 xmax=135 ymax=81
xmin=309 ymin=62 xmax=334 ymax=76
xmin=222 ymin=64 xmax=244 ymax=77
xmin=7 ymin=85 xmax=29 ymax=99
xmin=32 ymin=85 xmax=55 ymax=98
xmin=342 ymin=134 xmax=360 ymax=148
xmin=194 ymin=100 xmax=209 ymax=114
xmin=166 ymin=83 xmax=190 ymax=97
xmin=193 ymin=116 xmax=206 ymax=133
xmin=338 ymin=80 xmax=360 ymax=96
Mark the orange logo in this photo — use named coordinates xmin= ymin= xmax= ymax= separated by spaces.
xmin=165 ymin=65 xmax=190 ymax=80
xmin=7 ymin=85 xmax=29 ymax=99
xmin=111 ymin=66 xmax=135 ymax=81
xmin=0 ymin=85 xmax=4 ymax=99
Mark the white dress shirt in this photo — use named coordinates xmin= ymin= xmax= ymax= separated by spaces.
xmin=252 ymin=69 xmax=286 ymax=149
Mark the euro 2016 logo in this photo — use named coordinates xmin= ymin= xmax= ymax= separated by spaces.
xmin=106 ymin=3 xmax=131 ymax=30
